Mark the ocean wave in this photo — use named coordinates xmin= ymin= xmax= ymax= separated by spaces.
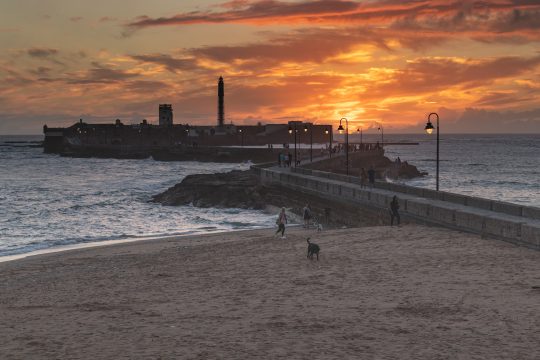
xmin=2 ymin=134 xmax=538 ymax=257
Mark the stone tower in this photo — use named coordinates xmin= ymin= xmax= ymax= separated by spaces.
xmin=218 ymin=76 xmax=224 ymax=127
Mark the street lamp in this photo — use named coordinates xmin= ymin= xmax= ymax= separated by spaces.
xmin=377 ymin=123 xmax=384 ymax=148
xmin=337 ymin=117 xmax=349 ymax=175
xmin=288 ymin=123 xmax=298 ymax=167
xmin=238 ymin=128 xmax=244 ymax=147
xmin=325 ymin=127 xmax=332 ymax=158
xmin=357 ymin=127 xmax=363 ymax=147
xmin=304 ymin=124 xmax=313 ymax=162
xmin=425 ymin=112 xmax=440 ymax=191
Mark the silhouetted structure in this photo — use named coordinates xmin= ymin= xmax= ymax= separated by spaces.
xmin=42 ymin=76 xmax=334 ymax=158
xmin=218 ymin=76 xmax=224 ymax=127
xmin=159 ymin=104 xmax=173 ymax=127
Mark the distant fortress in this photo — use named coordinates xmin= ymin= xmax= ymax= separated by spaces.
xmin=43 ymin=77 xmax=332 ymax=159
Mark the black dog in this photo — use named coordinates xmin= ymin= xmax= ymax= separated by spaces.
xmin=306 ymin=237 xmax=320 ymax=260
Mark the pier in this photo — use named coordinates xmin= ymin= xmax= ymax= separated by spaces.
xmin=252 ymin=158 xmax=540 ymax=249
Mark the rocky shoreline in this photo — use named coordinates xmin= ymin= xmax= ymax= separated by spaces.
xmin=152 ymin=169 xmax=389 ymax=228
xmin=152 ymin=150 xmax=425 ymax=227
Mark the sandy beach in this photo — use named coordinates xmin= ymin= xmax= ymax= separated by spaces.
xmin=1 ymin=225 xmax=539 ymax=359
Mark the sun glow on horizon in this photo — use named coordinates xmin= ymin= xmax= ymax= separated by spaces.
xmin=0 ymin=0 xmax=539 ymax=133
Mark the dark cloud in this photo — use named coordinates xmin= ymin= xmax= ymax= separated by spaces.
xmin=126 ymin=0 xmax=540 ymax=39
xmin=68 ymin=66 xmax=139 ymax=84
xmin=29 ymin=66 xmax=52 ymax=76
xmin=127 ymin=0 xmax=360 ymax=28
xmin=474 ymin=92 xmax=536 ymax=107
xmin=0 ymin=66 xmax=33 ymax=86
xmin=125 ymin=80 xmax=172 ymax=93
xmin=186 ymin=27 xmax=393 ymax=72
xmin=27 ymin=48 xmax=59 ymax=58
xmin=130 ymin=54 xmax=197 ymax=73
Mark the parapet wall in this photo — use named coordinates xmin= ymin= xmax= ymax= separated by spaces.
xmin=252 ymin=165 xmax=540 ymax=250
xmin=290 ymin=167 xmax=540 ymax=222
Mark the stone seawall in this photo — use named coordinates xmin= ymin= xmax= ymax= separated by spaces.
xmin=252 ymin=165 xmax=540 ymax=249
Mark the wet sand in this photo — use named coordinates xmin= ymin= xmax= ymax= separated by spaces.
xmin=1 ymin=225 xmax=539 ymax=359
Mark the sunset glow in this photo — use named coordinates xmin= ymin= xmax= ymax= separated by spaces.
xmin=1 ymin=0 xmax=539 ymax=133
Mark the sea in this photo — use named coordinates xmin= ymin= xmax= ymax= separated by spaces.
xmin=1 ymin=134 xmax=539 ymax=258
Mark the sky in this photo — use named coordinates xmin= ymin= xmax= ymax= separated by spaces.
xmin=1 ymin=0 xmax=539 ymax=134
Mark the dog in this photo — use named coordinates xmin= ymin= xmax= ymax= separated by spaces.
xmin=313 ymin=218 xmax=323 ymax=232
xmin=306 ymin=237 xmax=320 ymax=260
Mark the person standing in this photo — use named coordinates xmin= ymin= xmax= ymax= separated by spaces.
xmin=390 ymin=195 xmax=400 ymax=226
xmin=303 ymin=204 xmax=312 ymax=229
xmin=287 ymin=152 xmax=292 ymax=167
xmin=360 ymin=167 xmax=368 ymax=189
xmin=275 ymin=207 xmax=288 ymax=238
xmin=278 ymin=152 xmax=282 ymax=167
xmin=368 ymin=165 xmax=375 ymax=188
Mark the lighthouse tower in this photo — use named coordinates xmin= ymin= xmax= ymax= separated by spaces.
xmin=217 ymin=76 xmax=224 ymax=127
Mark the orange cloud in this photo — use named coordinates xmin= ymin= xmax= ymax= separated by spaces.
xmin=2 ymin=1 xmax=540 ymax=133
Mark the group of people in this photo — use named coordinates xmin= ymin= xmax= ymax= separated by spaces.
xmin=326 ymin=142 xmax=382 ymax=156
xmin=359 ymin=166 xmax=376 ymax=189
xmin=275 ymin=195 xmax=400 ymax=239
xmin=277 ymin=152 xmax=293 ymax=167
xmin=274 ymin=203 xmax=314 ymax=239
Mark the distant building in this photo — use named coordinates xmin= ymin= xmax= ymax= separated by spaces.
xmin=159 ymin=104 xmax=173 ymax=127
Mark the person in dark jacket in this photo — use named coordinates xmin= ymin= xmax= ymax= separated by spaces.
xmin=368 ymin=165 xmax=375 ymax=187
xmin=275 ymin=207 xmax=288 ymax=238
xmin=390 ymin=195 xmax=400 ymax=226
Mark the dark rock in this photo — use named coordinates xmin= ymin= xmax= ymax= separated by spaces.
xmin=304 ymin=149 xmax=424 ymax=180
xmin=152 ymin=170 xmax=267 ymax=209
xmin=385 ymin=162 xmax=423 ymax=179
xmin=152 ymin=169 xmax=388 ymax=227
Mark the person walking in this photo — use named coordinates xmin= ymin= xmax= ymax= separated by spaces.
xmin=278 ymin=152 xmax=282 ymax=167
xmin=287 ymin=152 xmax=292 ymax=167
xmin=368 ymin=165 xmax=375 ymax=188
xmin=390 ymin=195 xmax=400 ymax=226
xmin=303 ymin=204 xmax=312 ymax=229
xmin=360 ymin=167 xmax=368 ymax=189
xmin=275 ymin=207 xmax=288 ymax=238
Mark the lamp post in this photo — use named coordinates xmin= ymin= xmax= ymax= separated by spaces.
xmin=325 ymin=127 xmax=332 ymax=158
xmin=288 ymin=124 xmax=298 ymax=167
xmin=377 ymin=123 xmax=384 ymax=148
xmin=304 ymin=124 xmax=313 ymax=162
xmin=238 ymin=128 xmax=244 ymax=147
xmin=356 ymin=127 xmax=363 ymax=149
xmin=424 ymin=112 xmax=440 ymax=191
xmin=337 ymin=117 xmax=349 ymax=175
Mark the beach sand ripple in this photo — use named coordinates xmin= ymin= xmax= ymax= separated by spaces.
xmin=1 ymin=225 xmax=539 ymax=359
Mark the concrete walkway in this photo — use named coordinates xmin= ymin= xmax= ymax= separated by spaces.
xmin=254 ymin=164 xmax=540 ymax=249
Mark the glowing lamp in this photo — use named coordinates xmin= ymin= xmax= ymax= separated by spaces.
xmin=425 ymin=121 xmax=434 ymax=134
